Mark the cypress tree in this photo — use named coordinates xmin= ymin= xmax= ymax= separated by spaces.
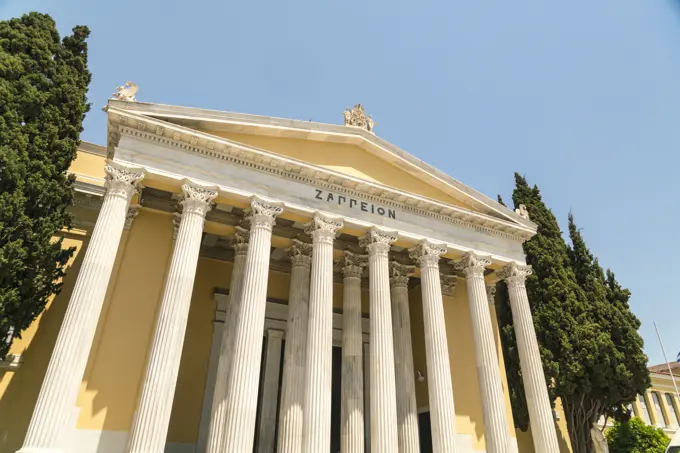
xmin=0 ymin=12 xmax=91 ymax=358
xmin=566 ymin=214 xmax=649 ymax=451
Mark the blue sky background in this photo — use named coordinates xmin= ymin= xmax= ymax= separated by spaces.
xmin=2 ymin=0 xmax=679 ymax=365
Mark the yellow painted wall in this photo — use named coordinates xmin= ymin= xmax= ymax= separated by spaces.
xmin=75 ymin=210 xmax=175 ymax=432
xmin=168 ymin=258 xmax=232 ymax=442
xmin=408 ymin=281 xmax=515 ymax=451
xmin=215 ymin=132 xmax=471 ymax=210
xmin=0 ymin=231 xmax=90 ymax=452
xmin=70 ymin=149 xmax=107 ymax=186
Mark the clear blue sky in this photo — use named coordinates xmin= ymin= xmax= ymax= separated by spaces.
xmin=3 ymin=0 xmax=679 ymax=365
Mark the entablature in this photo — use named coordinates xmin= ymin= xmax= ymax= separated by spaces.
xmin=106 ymin=107 xmax=535 ymax=248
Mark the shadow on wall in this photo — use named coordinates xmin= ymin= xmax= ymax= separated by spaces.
xmin=0 ymin=232 xmax=89 ymax=453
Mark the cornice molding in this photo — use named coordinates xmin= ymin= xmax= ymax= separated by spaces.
xmin=108 ymin=109 xmax=535 ymax=244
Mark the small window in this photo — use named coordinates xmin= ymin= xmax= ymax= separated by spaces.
xmin=666 ymin=394 xmax=680 ymax=426
xmin=638 ymin=394 xmax=652 ymax=425
xmin=652 ymin=392 xmax=668 ymax=426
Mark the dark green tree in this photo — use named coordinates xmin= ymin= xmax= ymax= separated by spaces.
xmin=606 ymin=417 xmax=669 ymax=453
xmin=564 ymin=213 xmax=649 ymax=452
xmin=0 ymin=13 xmax=91 ymax=358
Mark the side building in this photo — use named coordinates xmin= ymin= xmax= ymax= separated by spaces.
xmin=595 ymin=362 xmax=680 ymax=438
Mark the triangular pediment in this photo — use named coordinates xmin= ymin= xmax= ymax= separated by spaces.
xmin=106 ymin=100 xmax=536 ymax=236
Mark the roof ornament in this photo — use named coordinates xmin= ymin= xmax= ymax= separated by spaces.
xmin=515 ymin=204 xmax=530 ymax=220
xmin=113 ymin=81 xmax=138 ymax=102
xmin=343 ymin=104 xmax=376 ymax=134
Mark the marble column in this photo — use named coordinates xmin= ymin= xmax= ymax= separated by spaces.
xmin=221 ymin=197 xmax=283 ymax=452
xmin=257 ymin=330 xmax=284 ymax=453
xmin=302 ymin=214 xmax=344 ymax=453
xmin=126 ymin=181 xmax=218 ymax=453
xmin=17 ymin=162 xmax=144 ymax=453
xmin=204 ymin=225 xmax=250 ymax=453
xmin=455 ymin=252 xmax=511 ymax=453
xmin=409 ymin=240 xmax=458 ymax=453
xmin=498 ymin=262 xmax=559 ymax=453
xmin=360 ymin=227 xmax=399 ymax=453
xmin=389 ymin=262 xmax=420 ymax=453
xmin=277 ymin=239 xmax=313 ymax=453
xmin=341 ymin=252 xmax=368 ymax=453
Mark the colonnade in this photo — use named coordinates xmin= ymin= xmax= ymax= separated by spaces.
xmin=17 ymin=165 xmax=560 ymax=453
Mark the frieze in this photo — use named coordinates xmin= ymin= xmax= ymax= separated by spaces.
xmin=314 ymin=189 xmax=396 ymax=219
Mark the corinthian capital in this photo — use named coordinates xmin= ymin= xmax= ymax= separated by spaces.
xmin=180 ymin=180 xmax=219 ymax=217
xmin=231 ymin=226 xmax=250 ymax=257
xmin=304 ymin=213 xmax=343 ymax=245
xmin=390 ymin=262 xmax=415 ymax=288
xmin=359 ymin=227 xmax=397 ymax=257
xmin=342 ymin=251 xmax=368 ymax=279
xmin=104 ymin=161 xmax=145 ymax=200
xmin=440 ymin=274 xmax=457 ymax=297
xmin=288 ymin=239 xmax=313 ymax=269
xmin=409 ymin=240 xmax=447 ymax=269
xmin=453 ymin=252 xmax=492 ymax=278
xmin=247 ymin=196 xmax=284 ymax=230
xmin=497 ymin=262 xmax=532 ymax=287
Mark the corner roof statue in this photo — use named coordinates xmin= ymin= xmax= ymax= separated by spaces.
xmin=113 ymin=81 xmax=139 ymax=102
xmin=343 ymin=104 xmax=376 ymax=133
xmin=515 ymin=204 xmax=530 ymax=220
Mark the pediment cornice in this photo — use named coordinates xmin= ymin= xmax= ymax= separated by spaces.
xmin=107 ymin=107 xmax=535 ymax=243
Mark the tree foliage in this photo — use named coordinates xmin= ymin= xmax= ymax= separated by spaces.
xmin=606 ymin=417 xmax=669 ymax=453
xmin=0 ymin=12 xmax=91 ymax=358
xmin=496 ymin=174 xmax=649 ymax=453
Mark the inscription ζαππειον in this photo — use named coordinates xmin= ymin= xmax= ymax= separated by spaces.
xmin=314 ymin=189 xmax=396 ymax=219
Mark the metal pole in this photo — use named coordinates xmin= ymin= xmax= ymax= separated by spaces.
xmin=654 ymin=321 xmax=680 ymax=401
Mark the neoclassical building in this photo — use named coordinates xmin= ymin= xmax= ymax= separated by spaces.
xmin=0 ymin=100 xmax=573 ymax=453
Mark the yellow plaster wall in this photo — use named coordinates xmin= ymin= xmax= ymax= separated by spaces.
xmin=409 ymin=282 xmax=492 ymax=451
xmin=75 ymin=210 xmax=174 ymax=432
xmin=0 ymin=231 xmax=90 ymax=452
xmin=167 ymin=258 xmax=232 ymax=442
xmin=70 ymin=149 xmax=107 ymax=186
xmin=215 ymin=132 xmax=470 ymax=209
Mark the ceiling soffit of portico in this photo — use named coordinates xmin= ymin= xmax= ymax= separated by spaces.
xmin=106 ymin=107 xmax=536 ymax=244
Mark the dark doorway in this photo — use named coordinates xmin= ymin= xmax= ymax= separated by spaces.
xmin=257 ymin=343 xmax=344 ymax=452
xmin=330 ymin=346 xmax=342 ymax=452
xmin=418 ymin=411 xmax=433 ymax=453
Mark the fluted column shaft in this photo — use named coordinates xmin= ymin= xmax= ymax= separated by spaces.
xmin=302 ymin=214 xmax=344 ymax=453
xmin=204 ymin=226 xmax=250 ymax=453
xmin=361 ymin=228 xmax=399 ymax=453
xmin=126 ymin=182 xmax=218 ymax=453
xmin=390 ymin=263 xmax=420 ymax=453
xmin=277 ymin=240 xmax=313 ymax=453
xmin=221 ymin=197 xmax=283 ymax=453
xmin=409 ymin=241 xmax=457 ymax=453
xmin=341 ymin=252 xmax=368 ymax=453
xmin=17 ymin=162 xmax=144 ymax=453
xmin=455 ymin=253 xmax=511 ymax=453
xmin=499 ymin=263 xmax=559 ymax=453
